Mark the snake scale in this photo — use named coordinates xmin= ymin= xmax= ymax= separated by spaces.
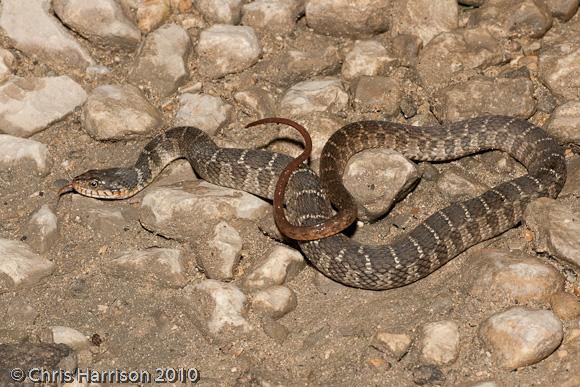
xmin=61 ymin=116 xmax=567 ymax=290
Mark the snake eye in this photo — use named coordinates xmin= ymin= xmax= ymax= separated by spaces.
xmin=90 ymin=180 xmax=99 ymax=188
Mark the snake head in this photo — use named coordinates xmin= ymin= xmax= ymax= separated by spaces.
xmin=59 ymin=168 xmax=137 ymax=199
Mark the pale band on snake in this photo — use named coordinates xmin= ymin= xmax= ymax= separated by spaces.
xmin=59 ymin=116 xmax=567 ymax=290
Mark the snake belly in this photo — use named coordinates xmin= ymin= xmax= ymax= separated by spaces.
xmin=107 ymin=116 xmax=567 ymax=290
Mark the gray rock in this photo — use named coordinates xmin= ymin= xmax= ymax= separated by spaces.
xmin=420 ymin=320 xmax=460 ymax=365
xmin=546 ymin=101 xmax=580 ymax=144
xmin=25 ymin=205 xmax=58 ymax=254
xmin=524 ymin=198 xmax=580 ymax=269
xmin=467 ymin=0 xmax=553 ymax=39
xmin=69 ymin=195 xmax=131 ymax=238
xmin=433 ymin=77 xmax=536 ymax=122
xmin=0 ymin=135 xmax=49 ymax=175
xmin=251 ymin=285 xmax=297 ymax=319
xmin=539 ymin=35 xmax=580 ymax=100
xmin=174 ymin=93 xmax=232 ymax=135
xmin=373 ymin=331 xmax=412 ymax=360
xmin=436 ymin=167 xmax=489 ymax=202
xmin=195 ymin=0 xmax=243 ymax=24
xmin=110 ymin=247 xmax=188 ymax=288
xmin=305 ymin=0 xmax=390 ymax=38
xmin=417 ymin=29 xmax=505 ymax=91
xmin=233 ymin=87 xmax=276 ymax=118
xmin=0 ymin=238 xmax=54 ymax=290
xmin=0 ymin=0 xmax=94 ymax=71
xmin=53 ymin=0 xmax=141 ymax=49
xmin=352 ymin=76 xmax=401 ymax=116
xmin=196 ymin=24 xmax=261 ymax=79
xmin=83 ymin=84 xmax=162 ymax=140
xmin=341 ymin=40 xmax=396 ymax=81
xmin=0 ymin=48 xmax=14 ymax=83
xmin=186 ymin=279 xmax=251 ymax=336
xmin=241 ymin=0 xmax=297 ymax=34
xmin=51 ymin=326 xmax=90 ymax=350
xmin=129 ymin=23 xmax=192 ymax=97
xmin=0 ymin=76 xmax=87 ymax=137
xmin=140 ymin=180 xmax=270 ymax=241
xmin=390 ymin=0 xmax=458 ymax=45
xmin=197 ymin=221 xmax=243 ymax=281
xmin=343 ymin=148 xmax=419 ymax=222
xmin=543 ymin=0 xmax=579 ymax=21
xmin=244 ymin=245 xmax=305 ymax=290
xmin=479 ymin=307 xmax=563 ymax=369
xmin=257 ymin=32 xmax=341 ymax=86
xmin=279 ymin=78 xmax=349 ymax=116
xmin=560 ymin=157 xmax=580 ymax=198
xmin=465 ymin=249 xmax=565 ymax=303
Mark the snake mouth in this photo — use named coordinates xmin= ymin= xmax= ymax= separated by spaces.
xmin=58 ymin=182 xmax=134 ymax=199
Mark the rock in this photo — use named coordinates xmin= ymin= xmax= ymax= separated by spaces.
xmin=279 ymin=78 xmax=349 ymax=116
xmin=546 ymin=101 xmax=580 ymax=144
xmin=82 ymin=84 xmax=162 ymax=141
xmin=343 ymin=148 xmax=418 ymax=222
xmin=186 ymin=280 xmax=251 ymax=336
xmin=436 ymin=167 xmax=489 ymax=202
xmin=560 ymin=157 xmax=580 ymax=198
xmin=550 ymin=292 xmax=580 ymax=321
xmin=433 ymin=77 xmax=535 ymax=122
xmin=244 ymin=245 xmax=305 ymax=290
xmin=417 ymin=29 xmax=505 ymax=91
xmin=352 ymin=76 xmax=401 ymax=116
xmin=420 ymin=320 xmax=460 ymax=365
xmin=412 ymin=364 xmax=445 ymax=385
xmin=196 ymin=25 xmax=261 ymax=79
xmin=110 ymin=248 xmax=188 ymax=288
xmin=174 ymin=93 xmax=232 ymax=135
xmin=390 ymin=0 xmax=459 ymax=45
xmin=233 ymin=87 xmax=276 ymax=118
xmin=241 ymin=0 xmax=296 ymax=34
xmin=195 ymin=0 xmax=242 ymax=24
xmin=341 ymin=40 xmax=396 ymax=81
xmin=0 ymin=76 xmax=87 ymax=137
xmin=261 ymin=318 xmax=289 ymax=343
xmin=391 ymin=34 xmax=422 ymax=67
xmin=305 ymin=0 xmax=390 ymax=38
xmin=524 ymin=198 xmax=580 ymax=269
xmin=545 ymin=0 xmax=579 ymax=21
xmin=135 ymin=0 xmax=171 ymax=32
xmin=539 ymin=35 xmax=580 ymax=100
xmin=0 ymin=238 xmax=54 ymax=290
xmin=53 ymin=0 xmax=141 ymax=49
xmin=25 ymin=205 xmax=58 ymax=254
xmin=251 ymin=286 xmax=297 ymax=319
xmin=0 ymin=48 xmax=14 ymax=83
xmin=467 ymin=0 xmax=553 ymax=39
xmin=479 ymin=307 xmax=563 ymax=369
xmin=257 ymin=32 xmax=341 ymax=87
xmin=197 ymin=221 xmax=243 ymax=281
xmin=140 ymin=180 xmax=270 ymax=240
xmin=0 ymin=0 xmax=94 ymax=71
xmin=465 ymin=249 xmax=565 ymax=303
xmin=373 ymin=331 xmax=412 ymax=360
xmin=129 ymin=23 xmax=192 ymax=97
xmin=0 ymin=135 xmax=49 ymax=175
xmin=51 ymin=326 xmax=90 ymax=350
xmin=69 ymin=196 xmax=131 ymax=238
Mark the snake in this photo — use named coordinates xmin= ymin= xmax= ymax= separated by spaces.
xmin=59 ymin=116 xmax=567 ymax=290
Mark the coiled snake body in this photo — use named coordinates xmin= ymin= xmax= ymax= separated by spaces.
xmin=62 ymin=116 xmax=567 ymax=290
